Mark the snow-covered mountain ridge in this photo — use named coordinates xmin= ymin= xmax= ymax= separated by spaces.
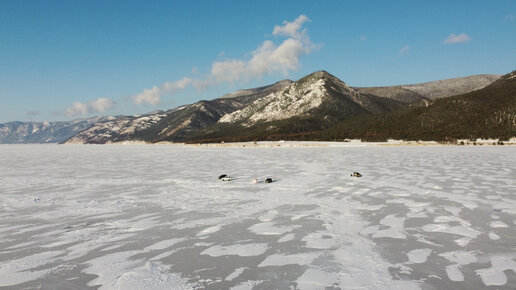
xmin=355 ymin=74 xmax=501 ymax=103
xmin=65 ymin=112 xmax=168 ymax=144
xmin=219 ymin=78 xmax=328 ymax=126
xmin=61 ymin=70 xmax=506 ymax=143
xmin=64 ymin=81 xmax=293 ymax=144
xmin=217 ymin=70 xmax=402 ymax=128
xmin=0 ymin=116 xmax=112 ymax=144
xmin=0 ymin=70 xmax=503 ymax=144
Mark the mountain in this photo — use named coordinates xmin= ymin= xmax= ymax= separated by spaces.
xmin=355 ymin=74 xmax=501 ymax=103
xmin=64 ymin=80 xmax=293 ymax=144
xmin=354 ymin=86 xmax=426 ymax=104
xmin=188 ymin=71 xmax=406 ymax=142
xmin=398 ymin=74 xmax=501 ymax=100
xmin=317 ymin=70 xmax=516 ymax=141
xmin=61 ymin=70 xmax=506 ymax=144
xmin=219 ymin=71 xmax=406 ymax=126
xmin=0 ymin=116 xmax=112 ymax=144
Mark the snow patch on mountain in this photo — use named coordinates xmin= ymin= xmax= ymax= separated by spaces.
xmin=0 ymin=116 xmax=110 ymax=144
xmin=219 ymin=79 xmax=327 ymax=126
xmin=66 ymin=113 xmax=166 ymax=144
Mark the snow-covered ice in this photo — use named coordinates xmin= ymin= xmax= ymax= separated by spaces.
xmin=0 ymin=144 xmax=515 ymax=289
xmin=407 ymin=248 xmax=432 ymax=264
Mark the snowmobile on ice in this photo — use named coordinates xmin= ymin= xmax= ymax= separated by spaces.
xmin=351 ymin=172 xmax=362 ymax=177
xmin=218 ymin=174 xmax=232 ymax=181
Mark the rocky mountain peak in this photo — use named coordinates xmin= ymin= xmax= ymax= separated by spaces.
xmin=296 ymin=70 xmax=356 ymax=95
xmin=218 ymin=72 xmax=331 ymax=126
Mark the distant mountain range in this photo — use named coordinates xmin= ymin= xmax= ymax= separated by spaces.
xmin=355 ymin=74 xmax=500 ymax=102
xmin=318 ymin=71 xmax=516 ymax=142
xmin=64 ymin=80 xmax=294 ymax=144
xmin=0 ymin=116 xmax=111 ymax=144
xmin=1 ymin=70 xmax=513 ymax=144
xmin=185 ymin=71 xmax=514 ymax=143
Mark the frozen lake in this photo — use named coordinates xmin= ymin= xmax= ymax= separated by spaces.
xmin=0 ymin=144 xmax=515 ymax=289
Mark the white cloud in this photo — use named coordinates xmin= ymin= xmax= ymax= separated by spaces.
xmin=163 ymin=77 xmax=194 ymax=91
xmin=64 ymin=98 xmax=116 ymax=117
xmin=132 ymin=86 xmax=161 ymax=105
xmin=506 ymin=14 xmax=515 ymax=21
xmin=132 ymin=78 xmax=201 ymax=105
xmin=272 ymin=14 xmax=310 ymax=39
xmin=90 ymin=98 xmax=115 ymax=112
xmin=64 ymin=101 xmax=90 ymax=117
xmin=360 ymin=35 xmax=367 ymax=41
xmin=443 ymin=33 xmax=472 ymax=44
xmin=131 ymin=14 xmax=316 ymax=105
xmin=211 ymin=60 xmax=247 ymax=83
xmin=209 ymin=15 xmax=314 ymax=84
xmin=399 ymin=45 xmax=410 ymax=56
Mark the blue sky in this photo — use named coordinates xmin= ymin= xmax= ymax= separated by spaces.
xmin=1 ymin=0 xmax=515 ymax=122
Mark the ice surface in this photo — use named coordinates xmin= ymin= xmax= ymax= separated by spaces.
xmin=0 ymin=250 xmax=65 ymax=286
xmin=83 ymin=251 xmax=191 ymax=289
xmin=247 ymin=222 xmax=299 ymax=235
xmin=258 ymin=252 xmax=321 ymax=267
xmin=201 ymin=243 xmax=269 ymax=257
xmin=445 ymin=264 xmax=464 ymax=281
xmin=489 ymin=220 xmax=508 ymax=228
xmin=295 ymin=268 xmax=339 ymax=290
xmin=439 ymin=251 xmax=478 ymax=265
xmin=301 ymin=232 xmax=336 ymax=249
xmin=407 ymin=248 xmax=432 ymax=263
xmin=225 ymin=267 xmax=247 ymax=281
xmin=277 ymin=233 xmax=296 ymax=243
xmin=476 ymin=255 xmax=516 ymax=286
xmin=488 ymin=231 xmax=501 ymax=240
xmin=372 ymin=214 xmax=407 ymax=239
xmin=144 ymin=238 xmax=186 ymax=251
xmin=0 ymin=144 xmax=515 ymax=289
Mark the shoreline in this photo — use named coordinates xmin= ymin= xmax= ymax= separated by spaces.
xmin=58 ymin=138 xmax=516 ymax=147
xmin=189 ymin=140 xmax=516 ymax=147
